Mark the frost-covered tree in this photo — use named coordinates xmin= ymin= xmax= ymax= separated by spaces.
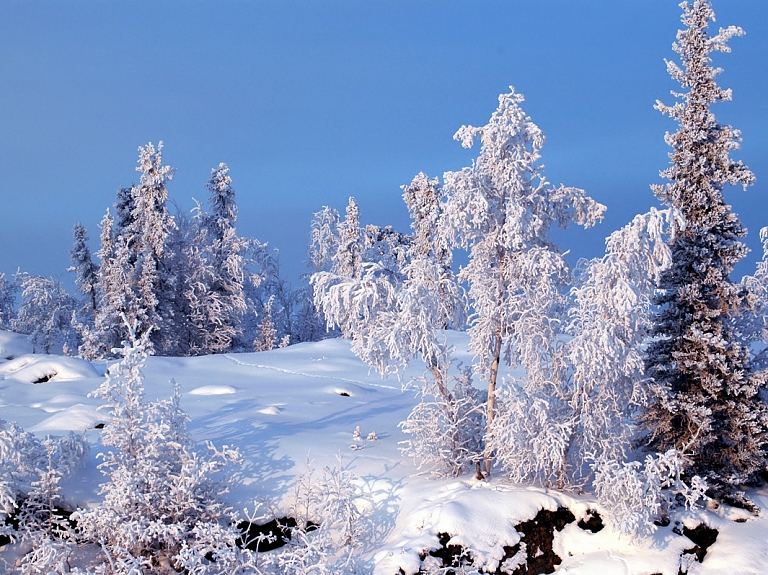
xmin=76 ymin=320 xmax=244 ymax=573
xmin=0 ymin=272 xmax=19 ymax=330
xmin=254 ymin=295 xmax=278 ymax=352
xmin=442 ymin=87 xmax=605 ymax=475
xmin=80 ymin=209 xmax=135 ymax=360
xmin=308 ymin=206 xmax=341 ymax=275
xmin=332 ymin=197 xmax=364 ymax=282
xmin=639 ymin=0 xmax=768 ymax=500
xmin=12 ymin=273 xmax=78 ymax=354
xmin=68 ymin=222 xmax=99 ymax=321
xmin=125 ymin=142 xmax=178 ymax=353
xmin=0 ymin=419 xmax=87 ymax=574
xmin=313 ymin=175 xmax=475 ymax=476
xmin=488 ymin=209 xmax=676 ymax=488
xmin=194 ymin=163 xmax=249 ymax=353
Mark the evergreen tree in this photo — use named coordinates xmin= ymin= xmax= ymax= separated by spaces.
xmin=68 ymin=222 xmax=99 ymax=318
xmin=442 ymin=88 xmax=605 ymax=476
xmin=125 ymin=142 xmax=177 ymax=353
xmin=0 ymin=272 xmax=18 ymax=330
xmin=640 ymin=0 xmax=768 ymax=501
xmin=332 ymin=197 xmax=363 ymax=281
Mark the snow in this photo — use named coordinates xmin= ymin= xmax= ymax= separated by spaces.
xmin=2 ymin=334 xmax=768 ymax=573
xmin=0 ymin=353 xmax=101 ymax=383
xmin=0 ymin=329 xmax=32 ymax=359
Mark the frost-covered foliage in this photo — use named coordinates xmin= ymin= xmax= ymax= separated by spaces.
xmin=740 ymin=225 xmax=768 ymax=372
xmin=594 ymin=450 xmax=708 ymax=537
xmin=400 ymin=363 xmax=485 ymax=477
xmin=442 ymin=87 xmax=605 ymax=475
xmin=81 ymin=142 xmax=177 ymax=358
xmin=12 ymin=272 xmax=78 ymax=354
xmin=0 ymin=420 xmax=87 ymax=574
xmin=75 ymin=321 xmax=244 ymax=573
xmin=279 ymin=457 xmax=374 ymax=574
xmin=640 ymin=0 xmax=768 ymax=497
xmin=69 ymin=222 xmax=99 ymax=319
xmin=0 ymin=420 xmax=87 ymax=522
xmin=0 ymin=272 xmax=19 ymax=330
xmin=308 ymin=206 xmax=341 ymax=275
xmin=312 ymin=176 xmax=476 ymax=476
xmin=165 ymin=165 xmax=249 ymax=356
xmin=488 ymin=209 xmax=676 ymax=488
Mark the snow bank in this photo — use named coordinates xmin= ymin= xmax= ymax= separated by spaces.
xmin=0 ymin=329 xmax=33 ymax=360
xmin=0 ymin=354 xmax=100 ymax=383
xmin=30 ymin=403 xmax=105 ymax=432
xmin=188 ymin=384 xmax=237 ymax=395
xmin=374 ymin=481 xmax=566 ymax=574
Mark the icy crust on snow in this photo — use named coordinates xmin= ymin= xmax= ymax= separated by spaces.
xmin=0 ymin=329 xmax=33 ymax=360
xmin=0 ymin=354 xmax=100 ymax=383
xmin=374 ymin=481 xmax=580 ymax=575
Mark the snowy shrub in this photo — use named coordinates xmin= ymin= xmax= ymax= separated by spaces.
xmin=0 ymin=420 xmax=87 ymax=520
xmin=594 ymin=449 xmax=708 ymax=537
xmin=400 ymin=364 xmax=485 ymax=477
xmin=74 ymin=322 xmax=244 ymax=573
xmin=0 ymin=420 xmax=87 ymax=574
xmin=278 ymin=456 xmax=374 ymax=574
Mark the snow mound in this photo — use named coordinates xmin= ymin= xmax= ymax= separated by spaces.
xmin=0 ymin=330 xmax=33 ymax=360
xmin=375 ymin=481 xmax=562 ymax=574
xmin=0 ymin=354 xmax=101 ymax=383
xmin=30 ymin=403 xmax=105 ymax=432
xmin=188 ymin=384 xmax=237 ymax=396
xmin=324 ymin=384 xmax=374 ymax=397
xmin=258 ymin=405 xmax=283 ymax=415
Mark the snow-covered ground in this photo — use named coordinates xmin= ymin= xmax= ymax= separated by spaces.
xmin=1 ymin=329 xmax=767 ymax=574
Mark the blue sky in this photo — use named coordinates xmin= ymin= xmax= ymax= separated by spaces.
xmin=1 ymin=0 xmax=767 ymax=286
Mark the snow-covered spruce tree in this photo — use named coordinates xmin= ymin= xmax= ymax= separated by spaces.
xmin=79 ymin=209 xmax=134 ymax=360
xmin=639 ymin=0 xmax=768 ymax=502
xmin=124 ymin=142 xmax=178 ymax=354
xmin=195 ymin=163 xmax=249 ymax=351
xmin=81 ymin=144 xmax=177 ymax=359
xmin=442 ymin=88 xmax=605 ymax=476
xmin=12 ymin=273 xmax=78 ymax=355
xmin=75 ymin=321 xmax=246 ymax=573
xmin=68 ymin=223 xmax=99 ymax=346
xmin=0 ymin=272 xmax=19 ymax=330
xmin=332 ymin=197 xmax=364 ymax=283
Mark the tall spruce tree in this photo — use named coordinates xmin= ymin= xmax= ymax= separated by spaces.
xmin=640 ymin=0 xmax=768 ymax=501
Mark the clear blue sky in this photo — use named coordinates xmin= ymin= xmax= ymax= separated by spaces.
xmin=1 ymin=0 xmax=767 ymax=287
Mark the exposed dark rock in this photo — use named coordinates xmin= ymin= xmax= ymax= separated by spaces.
xmin=338 ymin=391 xmax=350 ymax=397
xmin=236 ymin=516 xmax=318 ymax=552
xmin=32 ymin=373 xmax=55 ymax=383
xmin=419 ymin=507 xmax=576 ymax=575
xmin=682 ymin=523 xmax=718 ymax=562
xmin=577 ymin=510 xmax=604 ymax=533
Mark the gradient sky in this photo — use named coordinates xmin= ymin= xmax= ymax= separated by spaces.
xmin=1 ymin=0 xmax=767 ymax=288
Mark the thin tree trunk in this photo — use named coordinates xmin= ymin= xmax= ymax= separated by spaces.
xmin=484 ymin=330 xmax=503 ymax=477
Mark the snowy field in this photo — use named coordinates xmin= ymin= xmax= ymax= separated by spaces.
xmin=1 ymin=328 xmax=768 ymax=574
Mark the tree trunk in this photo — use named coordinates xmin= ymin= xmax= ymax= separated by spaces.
xmin=484 ymin=330 xmax=503 ymax=476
